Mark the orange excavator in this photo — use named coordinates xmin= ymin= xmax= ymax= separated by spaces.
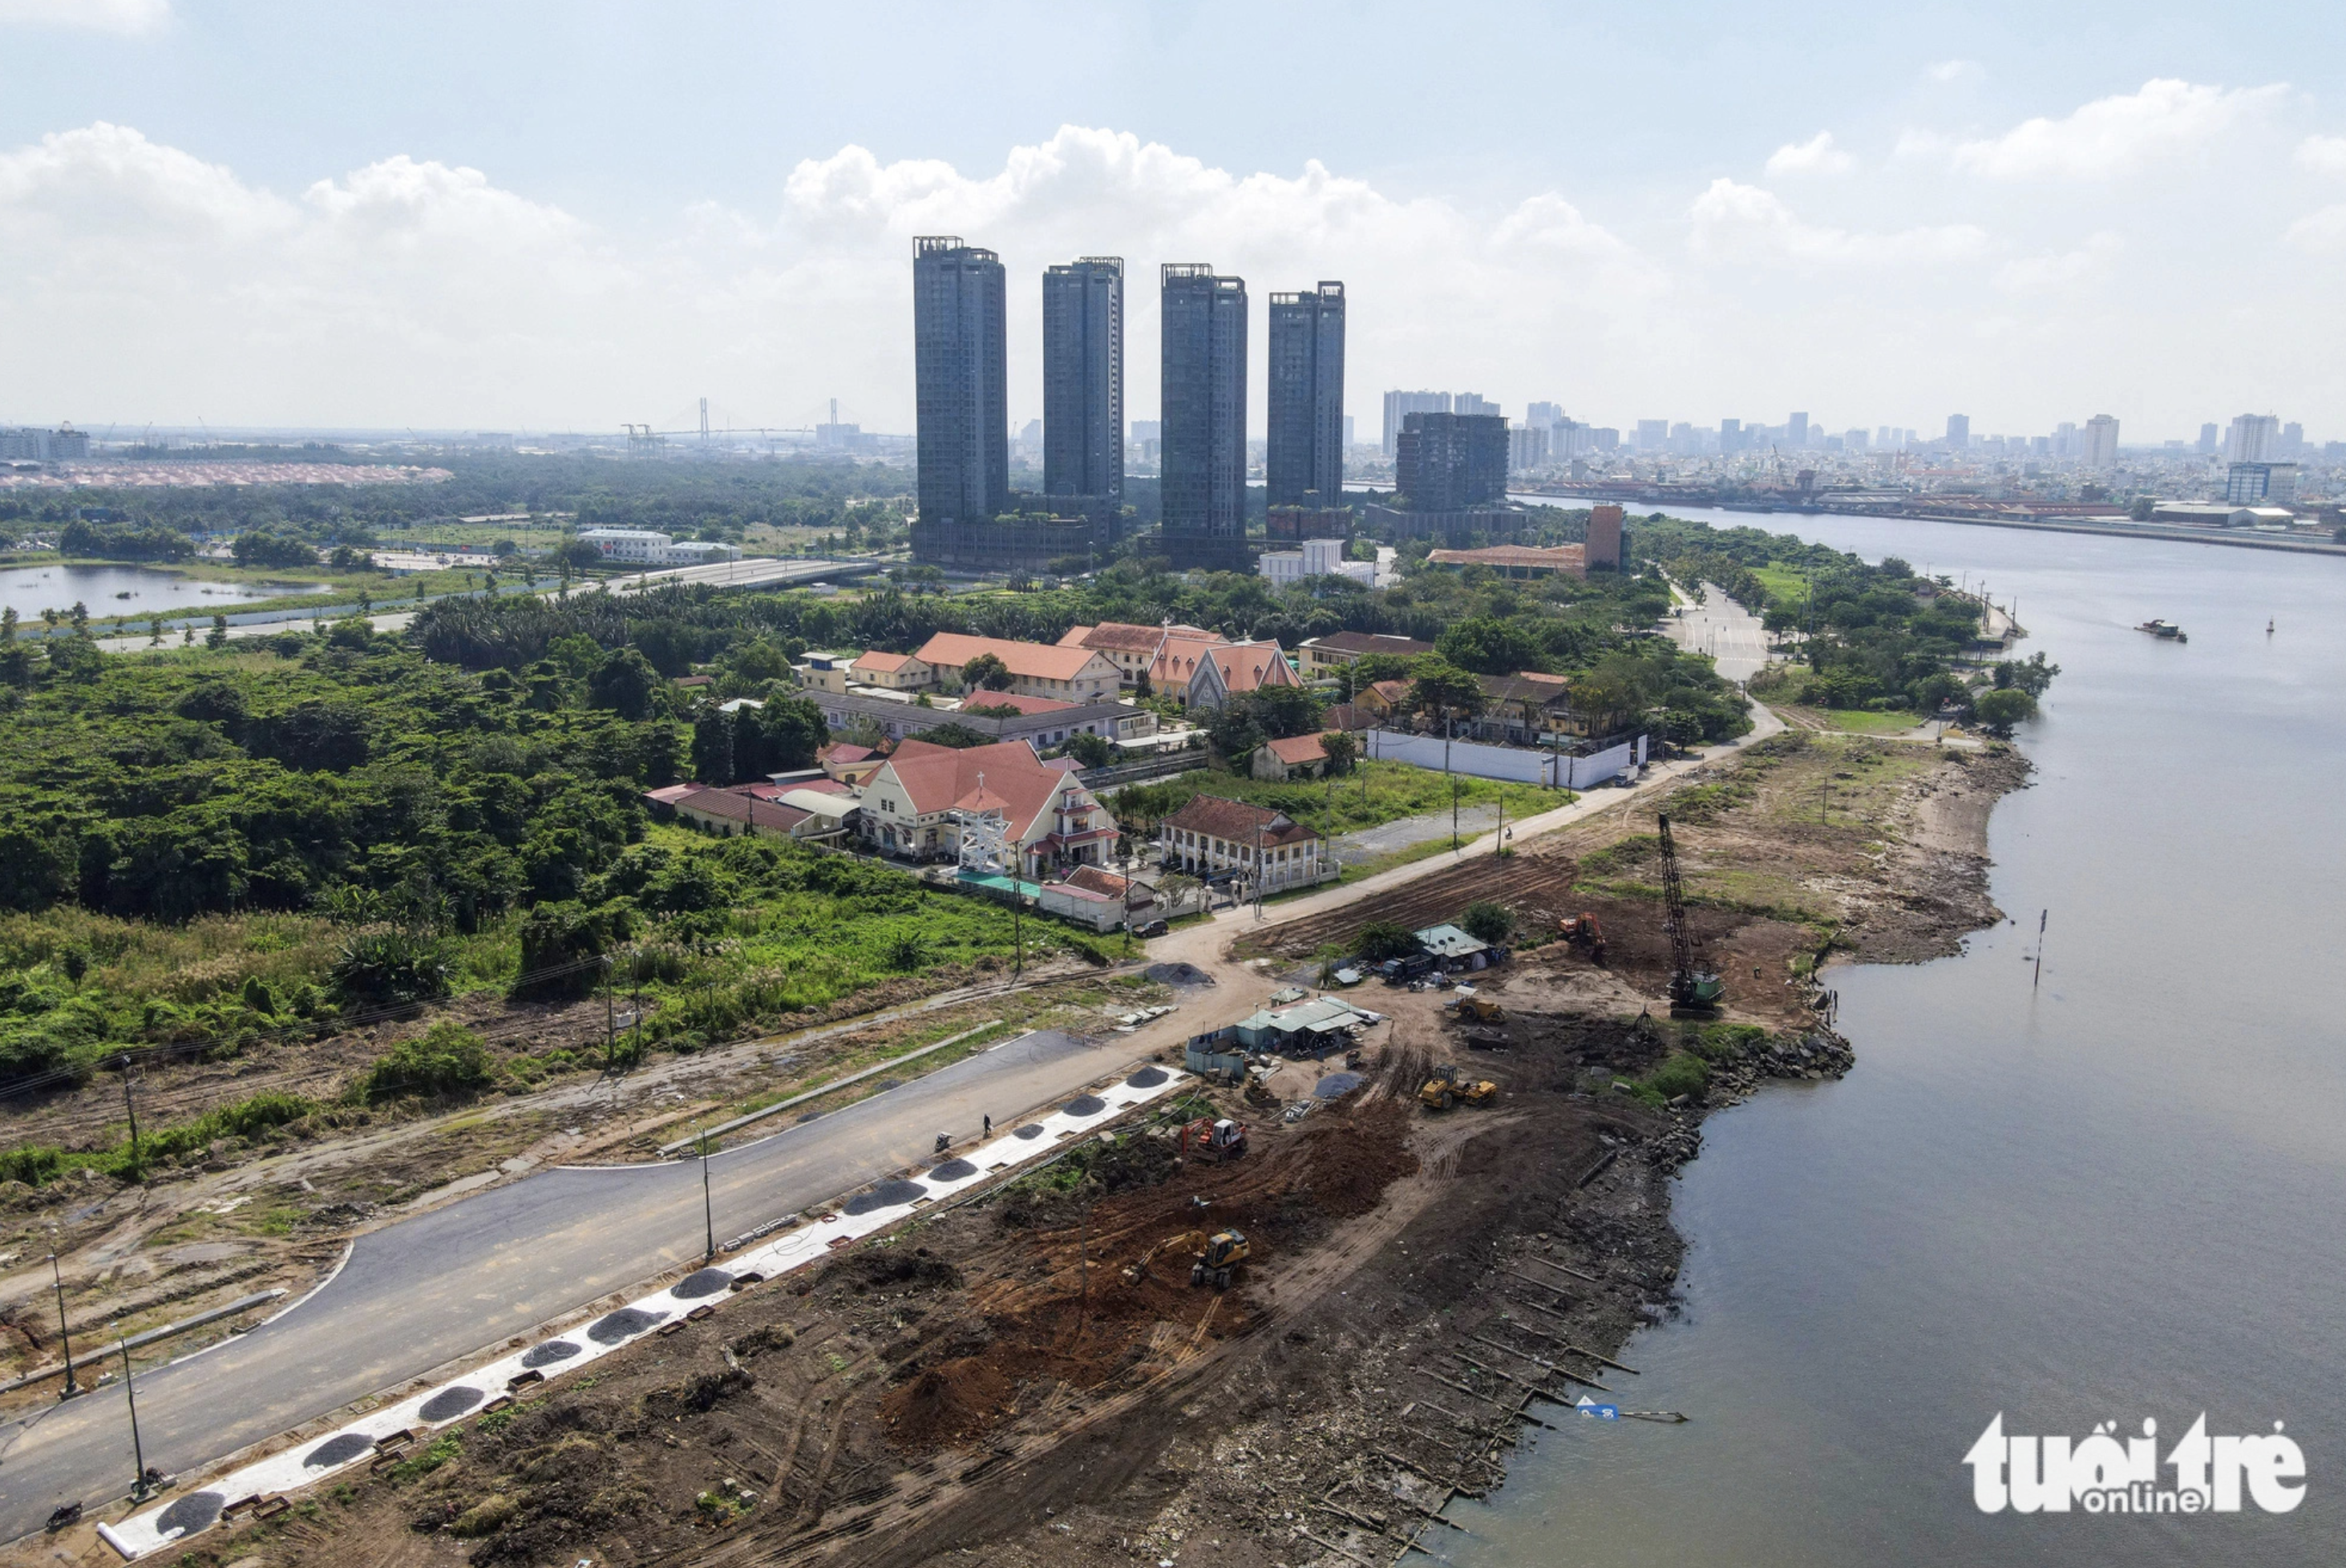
xmin=1561 ymin=911 xmax=1608 ymax=964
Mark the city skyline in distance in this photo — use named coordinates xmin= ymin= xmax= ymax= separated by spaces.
xmin=4 ymin=2 xmax=2344 ymax=438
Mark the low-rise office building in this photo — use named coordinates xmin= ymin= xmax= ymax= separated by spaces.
xmin=1294 ymin=631 xmax=1433 ymax=678
xmin=914 ymin=632 xmax=1122 ymax=704
xmin=1159 ymin=794 xmax=1334 ymax=894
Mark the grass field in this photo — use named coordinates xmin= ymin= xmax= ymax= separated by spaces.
xmin=1112 ymin=759 xmax=1568 ymax=840
xmin=1749 ymin=564 xmax=1810 ymax=607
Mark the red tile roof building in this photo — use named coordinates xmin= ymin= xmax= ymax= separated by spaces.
xmin=1159 ymin=794 xmax=1331 ymax=894
xmin=913 ymin=632 xmax=1121 ymax=704
xmin=1182 ymin=640 xmax=1302 ymax=712
xmin=1293 ymin=630 xmax=1434 ymax=677
xmin=856 ymin=738 xmax=1118 ymax=874
xmin=1059 ymin=620 xmax=1228 ymax=685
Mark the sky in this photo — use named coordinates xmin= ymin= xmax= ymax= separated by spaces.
xmin=3 ymin=0 xmax=2344 ymax=443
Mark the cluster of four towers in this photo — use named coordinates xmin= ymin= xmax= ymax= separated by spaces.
xmin=912 ymin=237 xmax=1345 ymax=572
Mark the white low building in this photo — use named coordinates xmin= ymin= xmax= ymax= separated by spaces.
xmin=577 ymin=527 xmax=743 ymax=566
xmin=1258 ymin=537 xmax=1375 ymax=591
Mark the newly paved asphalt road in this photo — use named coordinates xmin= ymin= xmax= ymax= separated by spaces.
xmin=1671 ymin=580 xmax=1772 ymax=685
xmin=0 ymin=1029 xmax=1129 ymax=1541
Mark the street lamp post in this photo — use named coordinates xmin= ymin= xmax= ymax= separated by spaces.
xmin=698 ymin=1126 xmax=716 ymax=1263
xmin=118 ymin=1335 xmax=151 ymax=1501
xmin=47 ymin=1247 xmax=78 ymax=1400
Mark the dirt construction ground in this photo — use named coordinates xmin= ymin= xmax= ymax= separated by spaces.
xmin=75 ymin=997 xmax=1698 ymax=1568
xmin=9 ymin=722 xmax=2026 ymax=1568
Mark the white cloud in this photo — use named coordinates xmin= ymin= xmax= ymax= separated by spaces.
xmin=2284 ymin=205 xmax=2346 ymax=252
xmin=1766 ymin=132 xmax=1853 ymax=177
xmin=0 ymin=0 xmax=168 ymax=33
xmin=1925 ymin=59 xmax=1980 ymax=83
xmin=0 ymin=121 xmax=1678 ymax=426
xmin=1688 ymin=178 xmax=1985 ymax=266
xmin=4 ymin=119 xmax=2332 ymax=435
xmin=1993 ymin=232 xmax=2123 ymax=294
xmin=2297 ymin=135 xmax=2346 ymax=177
xmin=1951 ymin=78 xmax=2287 ymax=179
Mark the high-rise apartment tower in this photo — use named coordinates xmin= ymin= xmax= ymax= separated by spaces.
xmin=1267 ymin=281 xmax=1345 ymax=507
xmin=1042 ymin=257 xmax=1124 ymax=505
xmin=1160 ymin=264 xmax=1250 ymax=571
xmin=1381 ymin=390 xmax=1450 ymax=456
xmin=913 ymin=236 xmax=1008 ymax=529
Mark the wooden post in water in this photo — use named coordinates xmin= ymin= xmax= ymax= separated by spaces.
xmin=2033 ymin=909 xmax=2048 ymax=992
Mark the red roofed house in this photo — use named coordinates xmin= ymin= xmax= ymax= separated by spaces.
xmin=856 ymin=738 xmax=1118 ymax=874
xmin=1251 ymin=731 xmax=1339 ymax=782
xmin=952 ymin=689 xmax=1076 ymax=717
xmin=1059 ymin=620 xmax=1228 ymax=687
xmin=914 ymin=632 xmax=1121 ymax=705
xmin=817 ymin=741 xmax=888 ymax=786
xmin=1292 ymin=630 xmax=1434 ymax=679
xmin=1354 ymin=679 xmax=1414 ymax=722
xmin=847 ymin=649 xmax=934 ymax=690
xmin=647 ymin=784 xmax=854 ymax=843
xmin=1158 ymin=794 xmax=1332 ymax=895
xmin=1182 ymin=641 xmax=1302 ymax=713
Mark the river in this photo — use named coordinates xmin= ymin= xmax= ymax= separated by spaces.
xmin=1447 ymin=508 xmax=2346 ymax=1565
xmin=0 ymin=562 xmax=327 ymax=621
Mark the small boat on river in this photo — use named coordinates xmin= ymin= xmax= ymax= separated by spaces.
xmin=2138 ymin=619 xmax=2188 ymax=643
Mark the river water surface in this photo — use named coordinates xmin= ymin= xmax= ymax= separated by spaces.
xmin=1449 ymin=511 xmax=2346 ymax=1566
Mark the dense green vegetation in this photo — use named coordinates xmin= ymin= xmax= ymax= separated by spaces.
xmin=0 ymin=453 xmax=916 ymax=555
xmin=0 ymin=615 xmax=1036 ymax=1094
xmin=0 ymin=463 xmax=2006 ymax=1143
xmin=1630 ymin=513 xmax=2057 ymax=717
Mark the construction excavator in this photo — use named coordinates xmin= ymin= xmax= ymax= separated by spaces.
xmin=1418 ymin=1063 xmax=1498 ymax=1111
xmin=1560 ymin=911 xmax=1609 ymax=964
xmin=1188 ymin=1230 xmax=1251 ymax=1290
xmin=1123 ymin=1227 xmax=1252 ymax=1291
xmin=1180 ymin=1117 xmax=1248 ymax=1163
xmin=1658 ymin=814 xmax=1725 ymax=1012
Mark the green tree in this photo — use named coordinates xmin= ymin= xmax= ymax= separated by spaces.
xmin=1062 ymin=730 xmax=1114 ymax=768
xmin=914 ymin=721 xmax=992 ymax=749
xmin=1244 ymin=683 xmax=1324 ymax=739
xmin=1205 ymin=700 xmax=1264 ymax=760
xmin=1406 ymin=657 xmax=1484 ymax=724
xmin=1972 ymin=688 xmax=2037 ymax=735
xmin=961 ymin=651 xmax=1014 ymax=690
xmin=232 ymin=531 xmax=319 ymax=568
xmin=691 ymin=709 xmax=734 ymax=782
xmin=1355 ymin=921 xmax=1425 ymax=964
xmin=206 ymin=614 xmax=229 ymax=649
xmin=586 ymin=646 xmax=663 ymax=720
xmin=1459 ymin=901 xmax=1514 ymax=944
xmin=1436 ymin=616 xmax=1543 ymax=675
xmin=1318 ymin=729 xmax=1358 ymax=775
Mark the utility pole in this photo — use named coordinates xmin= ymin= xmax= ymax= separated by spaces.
xmin=1253 ymin=819 xmax=1264 ymax=919
xmin=1821 ymin=780 xmax=1830 ymax=824
xmin=47 ymin=1246 xmax=78 ymax=1400
xmin=1446 ymin=716 xmax=1458 ymax=852
xmin=1012 ymin=891 xmax=1023 ymax=977
xmin=698 ymin=1126 xmax=716 ymax=1262
xmin=119 ymin=1061 xmax=140 ymax=1174
xmin=604 ymin=961 xmax=616 ymax=1071
xmin=119 ymin=1336 xmax=151 ymax=1501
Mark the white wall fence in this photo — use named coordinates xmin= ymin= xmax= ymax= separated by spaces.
xmin=1361 ymin=729 xmax=1647 ymax=790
